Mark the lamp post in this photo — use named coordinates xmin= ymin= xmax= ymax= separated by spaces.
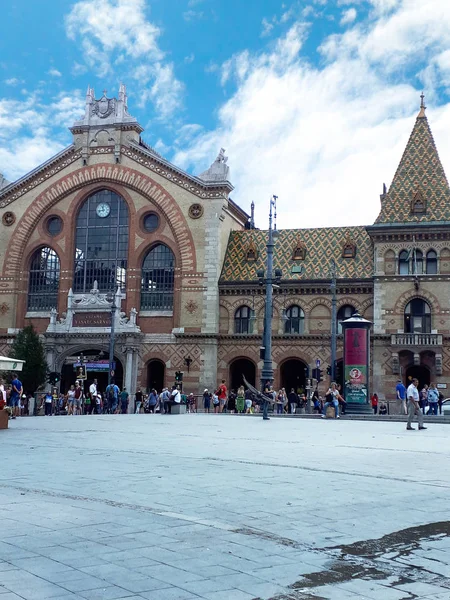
xmin=330 ymin=259 xmax=337 ymax=381
xmin=107 ymin=289 xmax=118 ymax=387
xmin=257 ymin=195 xmax=282 ymax=420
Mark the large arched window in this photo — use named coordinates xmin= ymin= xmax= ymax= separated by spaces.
xmin=426 ymin=250 xmax=438 ymax=274
xmin=337 ymin=304 xmax=355 ymax=334
xmin=141 ymin=244 xmax=175 ymax=311
xmin=234 ymin=306 xmax=252 ymax=334
xmin=284 ymin=305 xmax=305 ymax=334
xmin=74 ymin=190 xmax=129 ymax=293
xmin=404 ymin=299 xmax=431 ymax=333
xmin=399 ymin=250 xmax=410 ymax=275
xmin=28 ymin=247 xmax=60 ymax=311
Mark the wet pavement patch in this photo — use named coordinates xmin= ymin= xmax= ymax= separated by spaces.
xmin=270 ymin=521 xmax=450 ymax=599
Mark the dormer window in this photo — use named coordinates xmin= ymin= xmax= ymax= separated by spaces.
xmin=292 ymin=239 xmax=306 ymax=261
xmin=411 ymin=189 xmax=426 ymax=214
xmin=342 ymin=234 xmax=356 ymax=259
xmin=246 ymin=240 xmax=257 ymax=262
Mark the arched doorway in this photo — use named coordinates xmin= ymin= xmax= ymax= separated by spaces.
xmin=60 ymin=349 xmax=124 ymax=394
xmin=280 ymin=359 xmax=308 ymax=393
xmin=147 ymin=360 xmax=165 ymax=392
xmin=229 ymin=358 xmax=256 ymax=392
xmin=405 ymin=365 xmax=430 ymax=389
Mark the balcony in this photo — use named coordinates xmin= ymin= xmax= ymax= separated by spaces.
xmin=391 ymin=333 xmax=442 ymax=347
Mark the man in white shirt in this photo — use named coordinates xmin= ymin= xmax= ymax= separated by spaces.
xmin=406 ymin=378 xmax=426 ymax=431
xmin=89 ymin=379 xmax=98 ymax=413
xmin=167 ymin=386 xmax=181 ymax=414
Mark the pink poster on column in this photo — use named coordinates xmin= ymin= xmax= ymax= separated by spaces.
xmin=344 ymin=328 xmax=367 ymax=365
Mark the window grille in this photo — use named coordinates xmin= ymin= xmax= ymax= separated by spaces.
xmin=28 ymin=247 xmax=60 ymax=311
xmin=141 ymin=244 xmax=175 ymax=310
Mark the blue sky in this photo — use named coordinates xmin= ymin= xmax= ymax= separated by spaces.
xmin=2 ymin=0 xmax=450 ymax=228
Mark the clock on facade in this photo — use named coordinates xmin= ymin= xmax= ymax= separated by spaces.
xmin=96 ymin=202 xmax=111 ymax=218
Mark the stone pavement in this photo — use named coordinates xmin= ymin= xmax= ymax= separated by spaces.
xmin=1 ymin=414 xmax=450 ymax=600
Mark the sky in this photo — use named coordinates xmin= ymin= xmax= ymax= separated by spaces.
xmin=2 ymin=0 xmax=450 ymax=228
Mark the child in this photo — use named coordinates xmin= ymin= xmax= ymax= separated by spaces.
xmin=236 ymin=386 xmax=245 ymax=414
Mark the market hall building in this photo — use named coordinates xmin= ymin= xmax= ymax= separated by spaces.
xmin=0 ymin=87 xmax=449 ymax=401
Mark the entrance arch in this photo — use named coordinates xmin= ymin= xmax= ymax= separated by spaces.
xmin=405 ymin=365 xmax=430 ymax=389
xmin=60 ymin=348 xmax=124 ymax=393
xmin=229 ymin=358 xmax=256 ymax=392
xmin=280 ymin=359 xmax=308 ymax=393
xmin=147 ymin=359 xmax=165 ymax=392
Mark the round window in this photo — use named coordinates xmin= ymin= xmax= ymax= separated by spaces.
xmin=143 ymin=213 xmax=159 ymax=233
xmin=47 ymin=216 xmax=63 ymax=236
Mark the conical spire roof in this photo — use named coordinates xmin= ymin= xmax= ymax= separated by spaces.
xmin=375 ymin=97 xmax=450 ymax=224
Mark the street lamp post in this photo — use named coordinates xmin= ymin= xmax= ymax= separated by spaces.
xmin=330 ymin=259 xmax=337 ymax=382
xmin=107 ymin=289 xmax=118 ymax=387
xmin=257 ymin=195 xmax=282 ymax=420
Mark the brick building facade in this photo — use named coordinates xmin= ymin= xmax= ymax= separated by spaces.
xmin=0 ymin=87 xmax=449 ymax=401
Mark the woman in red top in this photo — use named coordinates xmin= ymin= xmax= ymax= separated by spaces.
xmin=371 ymin=393 xmax=378 ymax=415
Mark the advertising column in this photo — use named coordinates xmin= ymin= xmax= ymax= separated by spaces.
xmin=342 ymin=311 xmax=372 ymax=404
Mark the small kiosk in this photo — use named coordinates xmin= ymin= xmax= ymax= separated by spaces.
xmin=341 ymin=312 xmax=372 ymax=414
xmin=0 ymin=356 xmax=25 ymax=430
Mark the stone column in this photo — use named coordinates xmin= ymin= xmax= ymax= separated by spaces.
xmin=125 ymin=347 xmax=133 ymax=392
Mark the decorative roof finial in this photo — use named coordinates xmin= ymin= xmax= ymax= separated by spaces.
xmin=418 ymin=92 xmax=426 ymax=118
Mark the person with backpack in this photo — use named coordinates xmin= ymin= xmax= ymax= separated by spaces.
xmin=167 ymin=385 xmax=181 ymax=414
xmin=160 ymin=387 xmax=170 ymax=413
xmin=120 ymin=387 xmax=129 ymax=414
xmin=105 ymin=381 xmax=119 ymax=414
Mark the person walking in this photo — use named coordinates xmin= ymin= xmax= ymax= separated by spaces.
xmin=203 ymin=389 xmax=211 ymax=413
xmin=9 ymin=373 xmax=23 ymax=419
xmin=227 ymin=389 xmax=236 ymax=413
xmin=105 ymin=380 xmax=120 ymax=414
xmin=427 ymin=383 xmax=439 ymax=416
xmin=135 ymin=388 xmax=143 ymax=414
xmin=276 ymin=389 xmax=285 ymax=414
xmin=420 ymin=384 xmax=429 ymax=414
xmin=73 ymin=381 xmax=83 ymax=415
xmin=406 ymin=378 xmax=427 ymax=431
xmin=148 ymin=388 xmax=158 ymax=413
xmin=262 ymin=381 xmax=273 ymax=420
xmin=236 ymin=386 xmax=245 ymax=414
xmin=438 ymin=391 xmax=444 ymax=415
xmin=371 ymin=393 xmax=378 ymax=415
xmin=212 ymin=391 xmax=220 ymax=413
xmin=217 ymin=379 xmax=227 ymax=413
xmin=67 ymin=384 xmax=75 ymax=415
xmin=120 ymin=387 xmax=129 ymax=414
xmin=288 ymin=388 xmax=298 ymax=414
xmin=396 ymin=379 xmax=407 ymax=415
xmin=89 ymin=379 xmax=98 ymax=413
xmin=44 ymin=390 xmax=53 ymax=416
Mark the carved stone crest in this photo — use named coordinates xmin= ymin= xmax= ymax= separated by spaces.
xmin=185 ymin=300 xmax=198 ymax=314
xmin=0 ymin=302 xmax=9 ymax=315
xmin=91 ymin=93 xmax=116 ymax=119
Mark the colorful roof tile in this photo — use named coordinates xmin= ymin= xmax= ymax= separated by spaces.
xmin=375 ymin=105 xmax=450 ymax=224
xmin=220 ymin=226 xmax=372 ymax=283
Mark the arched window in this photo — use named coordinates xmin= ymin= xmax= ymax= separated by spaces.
xmin=28 ymin=247 xmax=60 ymax=311
xmin=284 ymin=305 xmax=305 ymax=334
xmin=235 ymin=306 xmax=252 ymax=334
xmin=337 ymin=304 xmax=355 ymax=334
xmin=412 ymin=249 xmax=423 ymax=274
xmin=404 ymin=299 xmax=431 ymax=333
xmin=426 ymin=250 xmax=437 ymax=274
xmin=73 ymin=189 xmax=129 ymax=293
xmin=399 ymin=250 xmax=410 ymax=275
xmin=141 ymin=244 xmax=175 ymax=311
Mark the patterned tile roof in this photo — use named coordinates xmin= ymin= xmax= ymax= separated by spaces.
xmin=375 ymin=108 xmax=450 ymax=224
xmin=220 ymin=226 xmax=373 ymax=283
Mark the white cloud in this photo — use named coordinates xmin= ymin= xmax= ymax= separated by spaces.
xmin=183 ymin=9 xmax=203 ymax=21
xmin=48 ymin=68 xmax=62 ymax=77
xmin=4 ymin=78 xmax=24 ymax=86
xmin=0 ymin=90 xmax=84 ymax=181
xmin=340 ymin=8 xmax=357 ymax=25
xmin=184 ymin=53 xmax=195 ymax=64
xmin=261 ymin=17 xmax=274 ymax=38
xmin=174 ymin=3 xmax=450 ymax=229
xmin=65 ymin=0 xmax=183 ymax=119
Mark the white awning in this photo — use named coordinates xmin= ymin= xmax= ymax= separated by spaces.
xmin=0 ymin=356 xmax=25 ymax=371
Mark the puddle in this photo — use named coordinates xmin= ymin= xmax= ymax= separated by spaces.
xmin=269 ymin=521 xmax=450 ymax=599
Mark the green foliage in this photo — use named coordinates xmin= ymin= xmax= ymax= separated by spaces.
xmin=9 ymin=325 xmax=48 ymax=393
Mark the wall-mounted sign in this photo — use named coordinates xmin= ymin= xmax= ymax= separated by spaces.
xmin=437 ymin=383 xmax=447 ymax=389
xmin=73 ymin=313 xmax=111 ymax=327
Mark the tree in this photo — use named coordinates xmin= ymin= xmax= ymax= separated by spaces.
xmin=9 ymin=325 xmax=48 ymax=393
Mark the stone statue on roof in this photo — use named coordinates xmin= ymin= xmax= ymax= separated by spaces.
xmin=198 ymin=148 xmax=230 ymax=183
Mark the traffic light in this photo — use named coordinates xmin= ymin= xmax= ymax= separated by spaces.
xmin=312 ymin=368 xmax=318 ymax=381
xmin=326 ymin=365 xmax=331 ymax=376
xmin=335 ymin=360 xmax=342 ymax=383
xmin=48 ymin=372 xmax=60 ymax=386
xmin=317 ymin=369 xmax=323 ymax=383
xmin=175 ymin=371 xmax=184 ymax=382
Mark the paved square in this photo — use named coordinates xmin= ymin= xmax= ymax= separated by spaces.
xmin=1 ymin=414 xmax=450 ymax=599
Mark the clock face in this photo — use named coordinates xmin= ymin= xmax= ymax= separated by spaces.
xmin=96 ymin=202 xmax=111 ymax=218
